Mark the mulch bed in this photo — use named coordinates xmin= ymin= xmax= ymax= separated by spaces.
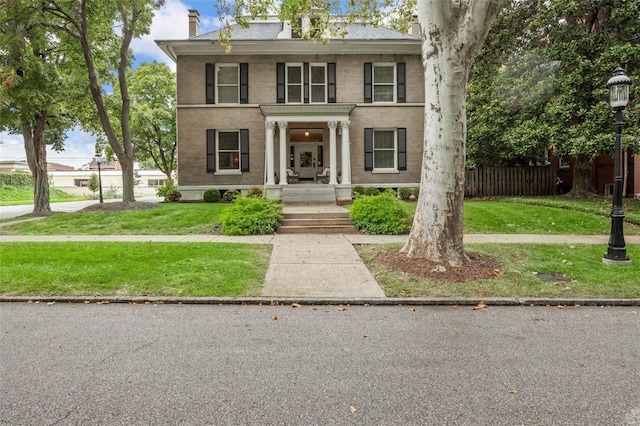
xmin=374 ymin=249 xmax=503 ymax=284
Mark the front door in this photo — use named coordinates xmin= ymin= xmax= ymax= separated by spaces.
xmin=294 ymin=143 xmax=322 ymax=180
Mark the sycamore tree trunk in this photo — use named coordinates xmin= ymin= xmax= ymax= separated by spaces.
xmin=22 ymin=114 xmax=51 ymax=215
xmin=568 ymin=154 xmax=596 ymax=197
xmin=401 ymin=0 xmax=503 ymax=267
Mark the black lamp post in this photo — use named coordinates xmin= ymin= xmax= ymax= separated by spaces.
xmin=95 ymin=153 xmax=104 ymax=204
xmin=603 ymin=67 xmax=632 ymax=265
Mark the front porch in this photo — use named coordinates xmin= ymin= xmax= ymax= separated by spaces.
xmin=266 ymin=183 xmax=353 ymax=204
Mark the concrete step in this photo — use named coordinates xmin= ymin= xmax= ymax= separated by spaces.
xmin=277 ymin=225 xmax=359 ymax=234
xmin=277 ymin=210 xmax=359 ymax=234
xmin=281 ymin=218 xmax=354 ymax=227
xmin=282 ymin=212 xmax=350 ymax=220
xmin=281 ymin=185 xmax=336 ymax=205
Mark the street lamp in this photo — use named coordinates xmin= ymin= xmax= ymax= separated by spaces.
xmin=95 ymin=153 xmax=104 ymax=204
xmin=603 ymin=67 xmax=632 ymax=265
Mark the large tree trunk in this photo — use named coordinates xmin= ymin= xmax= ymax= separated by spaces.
xmin=568 ymin=154 xmax=597 ymax=197
xmin=22 ymin=115 xmax=51 ymax=215
xmin=402 ymin=0 xmax=503 ymax=267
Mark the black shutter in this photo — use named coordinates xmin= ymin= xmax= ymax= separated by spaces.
xmin=206 ymin=129 xmax=216 ymax=172
xmin=206 ymin=63 xmax=215 ymax=104
xmin=240 ymin=129 xmax=249 ymax=172
xmin=397 ymin=128 xmax=406 ymax=170
xmin=364 ymin=63 xmax=372 ymax=103
xmin=364 ymin=128 xmax=374 ymax=171
xmin=397 ymin=62 xmax=406 ymax=103
xmin=328 ymin=62 xmax=336 ymax=103
xmin=303 ymin=63 xmax=309 ymax=103
xmin=277 ymin=63 xmax=285 ymax=103
xmin=240 ymin=63 xmax=248 ymax=104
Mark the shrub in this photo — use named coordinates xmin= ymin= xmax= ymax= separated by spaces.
xmin=246 ymin=187 xmax=263 ymax=198
xmin=349 ymin=192 xmax=411 ymax=235
xmin=0 ymin=172 xmax=33 ymax=187
xmin=222 ymin=189 xmax=240 ymax=202
xmin=203 ymin=188 xmax=221 ymax=203
xmin=364 ymin=187 xmax=380 ymax=196
xmin=352 ymin=186 xmax=366 ymax=196
xmin=157 ymin=180 xmax=181 ymax=202
xmin=221 ymin=197 xmax=283 ymax=235
xmin=399 ymin=187 xmax=413 ymax=201
xmin=413 ymin=188 xmax=420 ymax=198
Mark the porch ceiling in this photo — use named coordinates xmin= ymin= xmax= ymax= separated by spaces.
xmin=260 ymin=104 xmax=355 ymax=122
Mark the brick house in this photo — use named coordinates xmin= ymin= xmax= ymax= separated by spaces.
xmin=156 ymin=10 xmax=424 ymax=202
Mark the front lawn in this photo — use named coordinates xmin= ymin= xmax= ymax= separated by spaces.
xmin=0 ymin=242 xmax=271 ymax=297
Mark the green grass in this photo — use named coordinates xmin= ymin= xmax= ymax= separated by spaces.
xmin=0 ymin=185 xmax=85 ymax=206
xmin=0 ymin=242 xmax=271 ymax=297
xmin=0 ymin=203 xmax=229 ymax=235
xmin=358 ymin=243 xmax=640 ymax=299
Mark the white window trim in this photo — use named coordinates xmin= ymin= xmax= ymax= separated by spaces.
xmin=285 ymin=63 xmax=304 ymax=104
xmin=215 ymin=130 xmax=241 ymax=174
xmin=309 ymin=62 xmax=327 ymax=104
xmin=216 ymin=63 xmax=239 ymax=105
xmin=372 ymin=62 xmax=396 ymax=104
xmin=373 ymin=128 xmax=397 ymax=171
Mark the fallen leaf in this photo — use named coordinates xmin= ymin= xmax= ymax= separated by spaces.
xmin=411 ymin=307 xmax=417 ymax=312
xmin=338 ymin=306 xmax=348 ymax=312
xmin=557 ymin=305 xmax=566 ymax=309
xmin=509 ymin=389 xmax=518 ymax=394
xmin=472 ymin=301 xmax=488 ymax=310
xmin=449 ymin=305 xmax=458 ymax=309
xmin=291 ymin=303 xmax=301 ymax=308
xmin=480 ymin=291 xmax=489 ymax=297
xmin=47 ymin=301 xmax=55 ymax=306
xmin=350 ymin=406 xmax=357 ymax=413
xmin=84 ymin=300 xmax=91 ymax=304
xmin=363 ymin=334 xmax=369 ymax=338
xmin=272 ymin=315 xmax=278 ymax=320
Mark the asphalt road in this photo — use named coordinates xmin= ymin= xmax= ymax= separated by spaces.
xmin=1 ymin=303 xmax=639 ymax=425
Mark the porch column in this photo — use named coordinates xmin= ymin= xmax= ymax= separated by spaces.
xmin=328 ymin=121 xmax=338 ymax=185
xmin=278 ymin=121 xmax=288 ymax=185
xmin=265 ymin=121 xmax=275 ymax=185
xmin=340 ymin=120 xmax=351 ymax=185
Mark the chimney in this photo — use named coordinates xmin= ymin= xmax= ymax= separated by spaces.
xmin=188 ymin=9 xmax=200 ymax=38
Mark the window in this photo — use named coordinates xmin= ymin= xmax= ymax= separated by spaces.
xmin=364 ymin=62 xmax=406 ymax=103
xmin=206 ymin=63 xmax=248 ymax=104
xmin=277 ymin=62 xmax=335 ymax=104
xmin=217 ymin=64 xmax=239 ymax=104
xmin=147 ymin=179 xmax=165 ymax=187
xmin=206 ymin=129 xmax=249 ymax=173
xmin=373 ymin=64 xmax=395 ymax=102
xmin=286 ymin=64 xmax=303 ymax=103
xmin=364 ymin=128 xmax=407 ymax=171
xmin=218 ymin=131 xmax=241 ymax=170
xmin=74 ymin=179 xmax=89 ymax=187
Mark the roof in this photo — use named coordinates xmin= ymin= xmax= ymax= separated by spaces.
xmin=191 ymin=22 xmax=420 ymax=41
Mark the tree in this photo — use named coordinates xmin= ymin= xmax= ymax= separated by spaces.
xmin=41 ymin=0 xmax=164 ymax=203
xmin=128 ymin=61 xmax=177 ymax=181
xmin=218 ymin=0 xmax=503 ymax=266
xmin=0 ymin=0 xmax=81 ymax=215
xmin=88 ymin=173 xmax=99 ymax=193
xmin=467 ymin=0 xmax=640 ymax=196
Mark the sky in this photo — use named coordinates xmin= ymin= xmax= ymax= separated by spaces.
xmin=0 ymin=0 xmax=220 ymax=169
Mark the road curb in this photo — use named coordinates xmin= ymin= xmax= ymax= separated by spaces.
xmin=1 ymin=296 xmax=638 ymax=306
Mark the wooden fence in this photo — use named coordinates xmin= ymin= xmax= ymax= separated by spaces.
xmin=465 ymin=167 xmax=557 ymax=197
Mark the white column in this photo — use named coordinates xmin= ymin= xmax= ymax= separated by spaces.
xmin=340 ymin=120 xmax=351 ymax=185
xmin=328 ymin=121 xmax=338 ymax=185
xmin=265 ymin=121 xmax=276 ymax=185
xmin=278 ymin=121 xmax=288 ymax=185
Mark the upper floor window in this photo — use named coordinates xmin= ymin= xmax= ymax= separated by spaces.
xmin=278 ymin=62 xmax=335 ymax=104
xmin=206 ymin=63 xmax=248 ymax=104
xmin=364 ymin=62 xmax=406 ymax=104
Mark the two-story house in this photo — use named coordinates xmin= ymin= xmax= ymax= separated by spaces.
xmin=156 ymin=10 xmax=424 ymax=202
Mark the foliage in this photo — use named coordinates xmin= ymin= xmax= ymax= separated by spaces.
xmin=0 ymin=173 xmax=33 ymax=187
xmin=398 ymin=187 xmax=413 ymax=200
xmin=412 ymin=187 xmax=420 ymax=198
xmin=128 ymin=61 xmax=177 ymax=180
xmin=222 ymin=189 xmax=241 ymax=202
xmin=246 ymin=187 xmax=263 ymax=198
xmin=352 ymin=186 xmax=366 ymax=196
xmin=350 ymin=192 xmax=411 ymax=235
xmin=157 ymin=179 xmax=181 ymax=202
xmin=364 ymin=187 xmax=380 ymax=196
xmin=468 ymin=0 xmax=640 ymax=170
xmin=203 ymin=188 xmax=222 ymax=203
xmin=220 ymin=197 xmax=283 ymax=235
xmin=88 ymin=174 xmax=99 ymax=193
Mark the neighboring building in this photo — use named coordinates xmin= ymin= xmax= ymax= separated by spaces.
xmin=0 ymin=160 xmax=30 ymax=173
xmin=47 ymin=162 xmax=75 ymax=172
xmin=156 ymin=11 xmax=424 ymax=201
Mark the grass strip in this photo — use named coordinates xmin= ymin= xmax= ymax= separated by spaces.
xmin=0 ymin=242 xmax=271 ymax=297
xmin=357 ymin=243 xmax=640 ymax=299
